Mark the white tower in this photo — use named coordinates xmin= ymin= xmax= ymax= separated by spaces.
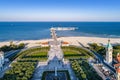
xmin=0 ymin=51 xmax=4 ymax=72
xmin=106 ymin=39 xmax=113 ymax=65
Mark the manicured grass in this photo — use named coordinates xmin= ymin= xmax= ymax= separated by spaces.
xmin=62 ymin=46 xmax=93 ymax=59
xmin=10 ymin=46 xmax=93 ymax=62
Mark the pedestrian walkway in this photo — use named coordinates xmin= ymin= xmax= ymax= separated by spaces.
xmin=32 ymin=28 xmax=77 ymax=80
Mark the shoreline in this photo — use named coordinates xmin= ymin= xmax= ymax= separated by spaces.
xmin=0 ymin=36 xmax=120 ymax=48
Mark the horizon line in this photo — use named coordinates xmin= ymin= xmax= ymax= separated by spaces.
xmin=0 ymin=21 xmax=120 ymax=22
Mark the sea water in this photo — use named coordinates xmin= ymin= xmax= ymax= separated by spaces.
xmin=0 ymin=22 xmax=120 ymax=41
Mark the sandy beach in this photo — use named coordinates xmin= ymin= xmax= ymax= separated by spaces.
xmin=0 ymin=36 xmax=120 ymax=48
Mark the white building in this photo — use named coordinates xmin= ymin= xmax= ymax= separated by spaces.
xmin=106 ymin=40 xmax=113 ymax=65
xmin=0 ymin=51 xmax=4 ymax=72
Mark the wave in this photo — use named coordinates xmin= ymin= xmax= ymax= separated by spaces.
xmin=57 ymin=30 xmax=120 ymax=38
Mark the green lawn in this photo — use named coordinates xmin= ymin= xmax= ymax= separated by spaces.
xmin=1 ymin=46 xmax=95 ymax=80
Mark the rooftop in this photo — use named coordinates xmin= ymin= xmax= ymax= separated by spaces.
xmin=114 ymin=63 xmax=120 ymax=68
xmin=117 ymin=68 xmax=120 ymax=73
xmin=106 ymin=40 xmax=113 ymax=49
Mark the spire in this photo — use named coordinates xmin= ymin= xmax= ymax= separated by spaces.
xmin=108 ymin=39 xmax=110 ymax=43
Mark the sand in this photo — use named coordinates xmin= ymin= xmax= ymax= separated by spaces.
xmin=0 ymin=36 xmax=120 ymax=48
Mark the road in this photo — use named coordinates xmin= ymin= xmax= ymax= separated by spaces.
xmin=77 ymin=41 xmax=116 ymax=73
xmin=88 ymin=49 xmax=116 ymax=73
xmin=0 ymin=49 xmax=23 ymax=78
xmin=5 ymin=50 xmax=21 ymax=58
xmin=93 ymin=64 xmax=106 ymax=80
xmin=0 ymin=62 xmax=11 ymax=78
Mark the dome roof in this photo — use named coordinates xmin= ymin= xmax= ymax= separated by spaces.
xmin=106 ymin=43 xmax=112 ymax=49
xmin=106 ymin=40 xmax=113 ymax=49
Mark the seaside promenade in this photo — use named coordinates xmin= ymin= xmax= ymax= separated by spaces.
xmin=32 ymin=28 xmax=77 ymax=80
xmin=0 ymin=27 xmax=119 ymax=80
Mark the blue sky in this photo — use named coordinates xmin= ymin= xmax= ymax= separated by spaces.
xmin=0 ymin=0 xmax=120 ymax=21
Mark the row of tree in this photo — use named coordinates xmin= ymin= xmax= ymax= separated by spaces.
xmin=89 ymin=43 xmax=120 ymax=58
xmin=89 ymin=43 xmax=106 ymax=56
xmin=70 ymin=59 xmax=102 ymax=80
xmin=0 ymin=43 xmax=25 ymax=52
xmin=1 ymin=62 xmax=36 ymax=80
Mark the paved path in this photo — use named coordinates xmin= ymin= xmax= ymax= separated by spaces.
xmin=0 ymin=49 xmax=24 ymax=78
xmin=32 ymin=61 xmax=77 ymax=80
xmin=93 ymin=64 xmax=106 ymax=80
xmin=32 ymin=28 xmax=77 ymax=80
xmin=77 ymin=41 xmax=117 ymax=80
xmin=64 ymin=61 xmax=77 ymax=80
xmin=0 ymin=62 xmax=11 ymax=78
